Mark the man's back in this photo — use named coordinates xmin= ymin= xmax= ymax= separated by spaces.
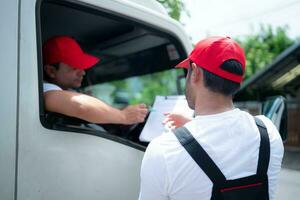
xmin=139 ymin=109 xmax=284 ymax=200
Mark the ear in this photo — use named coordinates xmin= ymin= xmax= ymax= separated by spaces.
xmin=190 ymin=63 xmax=202 ymax=83
xmin=44 ymin=65 xmax=57 ymax=79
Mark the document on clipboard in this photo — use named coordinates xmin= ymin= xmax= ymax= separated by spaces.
xmin=139 ymin=95 xmax=194 ymax=142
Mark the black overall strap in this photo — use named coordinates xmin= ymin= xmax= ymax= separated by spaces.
xmin=254 ymin=117 xmax=270 ymax=176
xmin=173 ymin=118 xmax=270 ymax=184
xmin=173 ymin=127 xmax=226 ymax=185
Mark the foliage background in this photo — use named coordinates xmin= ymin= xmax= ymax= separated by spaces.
xmin=237 ymin=25 xmax=294 ymax=79
xmin=157 ymin=0 xmax=295 ymax=79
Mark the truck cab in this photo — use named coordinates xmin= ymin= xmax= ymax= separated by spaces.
xmin=0 ymin=0 xmax=191 ymax=199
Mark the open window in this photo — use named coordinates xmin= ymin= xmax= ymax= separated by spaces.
xmin=36 ymin=0 xmax=187 ymax=148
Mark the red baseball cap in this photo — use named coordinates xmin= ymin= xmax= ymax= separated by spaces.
xmin=43 ymin=36 xmax=100 ymax=70
xmin=176 ymin=36 xmax=246 ymax=83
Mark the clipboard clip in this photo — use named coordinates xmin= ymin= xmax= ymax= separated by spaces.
xmin=164 ymin=95 xmax=186 ymax=100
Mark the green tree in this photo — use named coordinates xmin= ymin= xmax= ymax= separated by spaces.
xmin=237 ymin=25 xmax=294 ymax=80
xmin=129 ymin=70 xmax=184 ymax=105
xmin=156 ymin=0 xmax=186 ymax=21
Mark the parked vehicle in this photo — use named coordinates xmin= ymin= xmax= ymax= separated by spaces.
xmin=261 ymin=96 xmax=287 ymax=142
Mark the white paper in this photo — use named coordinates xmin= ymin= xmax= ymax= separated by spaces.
xmin=139 ymin=95 xmax=194 ymax=142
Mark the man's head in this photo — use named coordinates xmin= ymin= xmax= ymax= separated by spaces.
xmin=176 ymin=36 xmax=246 ymax=109
xmin=43 ymin=36 xmax=99 ymax=89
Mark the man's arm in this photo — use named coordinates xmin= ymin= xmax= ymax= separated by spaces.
xmin=139 ymin=140 xmax=169 ymax=200
xmin=44 ymin=90 xmax=148 ymax=124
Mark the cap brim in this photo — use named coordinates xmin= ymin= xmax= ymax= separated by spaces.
xmin=175 ymin=58 xmax=190 ymax=69
xmin=66 ymin=53 xmax=100 ymax=70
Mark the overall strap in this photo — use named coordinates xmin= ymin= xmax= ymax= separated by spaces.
xmin=254 ymin=117 xmax=270 ymax=176
xmin=173 ymin=127 xmax=226 ymax=185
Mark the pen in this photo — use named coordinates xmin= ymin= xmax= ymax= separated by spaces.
xmin=148 ymin=106 xmax=156 ymax=112
xmin=149 ymin=108 xmax=156 ymax=112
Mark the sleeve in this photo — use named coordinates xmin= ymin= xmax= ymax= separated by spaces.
xmin=43 ymin=83 xmax=62 ymax=93
xmin=258 ymin=115 xmax=284 ymax=200
xmin=138 ymin=140 xmax=169 ymax=200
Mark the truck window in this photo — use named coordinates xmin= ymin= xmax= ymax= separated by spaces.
xmin=37 ymin=0 xmax=187 ymax=148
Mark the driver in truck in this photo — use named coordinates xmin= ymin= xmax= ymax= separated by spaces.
xmin=43 ymin=35 xmax=148 ymax=125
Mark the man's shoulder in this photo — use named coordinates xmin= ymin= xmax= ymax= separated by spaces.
xmin=147 ymin=129 xmax=181 ymax=153
xmin=255 ymin=115 xmax=283 ymax=146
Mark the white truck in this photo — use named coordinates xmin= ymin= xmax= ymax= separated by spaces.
xmin=0 ymin=0 xmax=192 ymax=199
xmin=0 ymin=0 xmax=286 ymax=199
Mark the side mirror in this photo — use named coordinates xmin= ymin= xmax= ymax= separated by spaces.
xmin=114 ymin=91 xmax=130 ymax=108
xmin=261 ymin=96 xmax=288 ymax=142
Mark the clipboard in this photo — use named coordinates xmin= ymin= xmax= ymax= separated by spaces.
xmin=139 ymin=95 xmax=194 ymax=142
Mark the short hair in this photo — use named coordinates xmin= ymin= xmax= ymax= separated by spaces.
xmin=200 ymin=59 xmax=244 ymax=96
xmin=43 ymin=63 xmax=60 ymax=82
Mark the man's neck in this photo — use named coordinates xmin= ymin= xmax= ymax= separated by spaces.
xmin=194 ymin=91 xmax=234 ymax=116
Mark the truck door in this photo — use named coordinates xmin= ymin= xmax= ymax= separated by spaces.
xmin=0 ymin=0 xmax=19 ymax=199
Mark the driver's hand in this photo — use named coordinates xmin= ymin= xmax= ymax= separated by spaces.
xmin=163 ymin=113 xmax=192 ymax=129
xmin=121 ymin=104 xmax=148 ymax=124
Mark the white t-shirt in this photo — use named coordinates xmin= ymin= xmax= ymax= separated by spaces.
xmin=139 ymin=109 xmax=284 ymax=200
xmin=43 ymin=82 xmax=62 ymax=93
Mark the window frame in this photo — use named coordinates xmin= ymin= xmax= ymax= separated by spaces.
xmin=36 ymin=0 xmax=187 ymax=150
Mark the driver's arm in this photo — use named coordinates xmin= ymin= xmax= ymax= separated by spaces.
xmin=44 ymin=90 xmax=148 ymax=124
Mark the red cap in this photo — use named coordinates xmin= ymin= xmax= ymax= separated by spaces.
xmin=43 ymin=36 xmax=100 ymax=70
xmin=176 ymin=36 xmax=246 ymax=83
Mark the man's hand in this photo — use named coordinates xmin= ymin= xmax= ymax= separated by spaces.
xmin=163 ymin=113 xmax=192 ymax=129
xmin=121 ymin=104 xmax=148 ymax=124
